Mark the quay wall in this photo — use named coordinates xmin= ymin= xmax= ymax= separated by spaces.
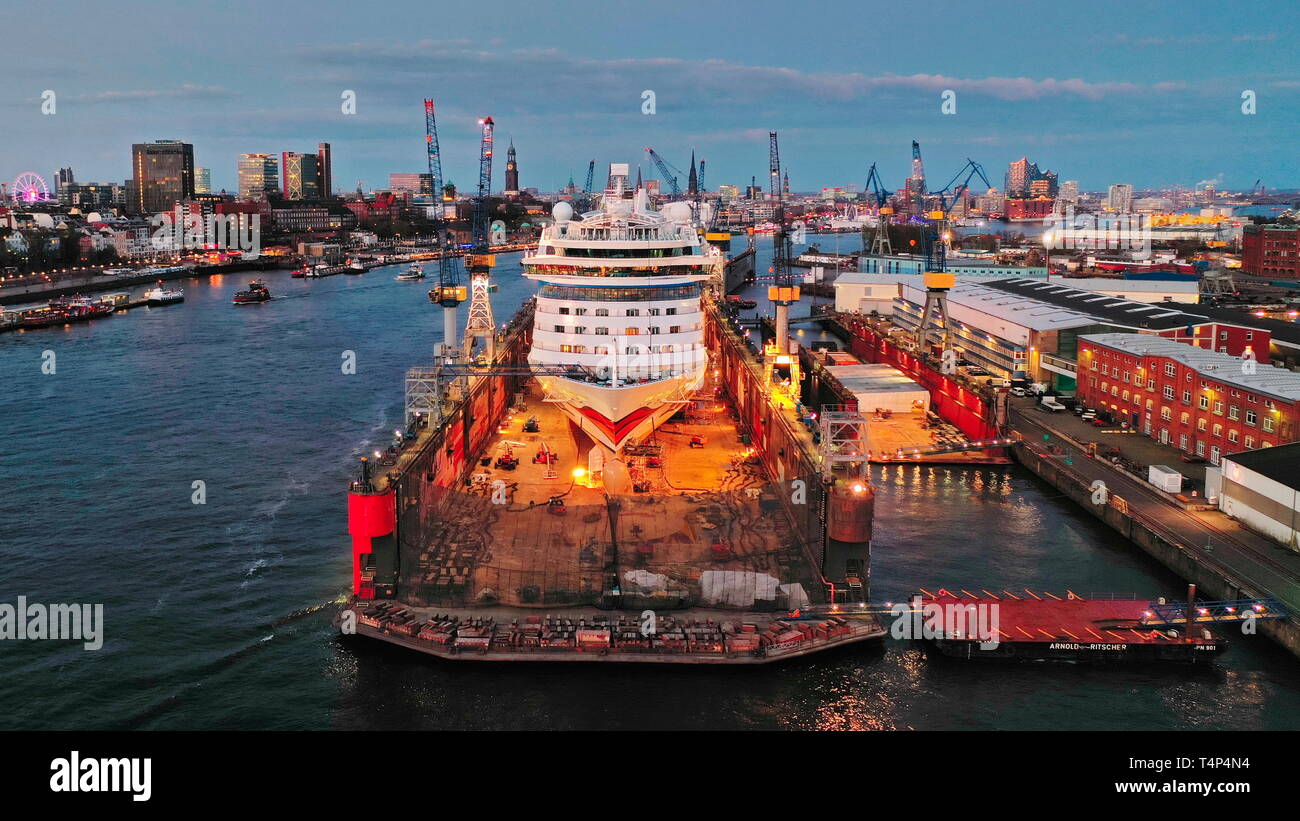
xmin=1013 ymin=441 xmax=1300 ymax=659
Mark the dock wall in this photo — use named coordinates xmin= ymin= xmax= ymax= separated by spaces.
xmin=1013 ymin=441 xmax=1300 ymax=659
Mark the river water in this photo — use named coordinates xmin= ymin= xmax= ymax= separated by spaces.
xmin=1 ymin=238 xmax=1296 ymax=730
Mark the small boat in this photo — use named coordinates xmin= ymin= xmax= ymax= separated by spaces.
xmin=349 ymin=260 xmax=366 ymax=272
xmin=144 ymin=282 xmax=184 ymax=305
xmin=291 ymin=266 xmax=310 ymax=278
xmin=726 ymin=295 xmax=758 ymax=310
xmin=396 ymin=264 xmax=425 ymax=282
xmin=233 ymin=280 xmax=271 ymax=304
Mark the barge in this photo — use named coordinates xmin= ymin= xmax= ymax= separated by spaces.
xmin=916 ymin=589 xmax=1226 ymax=663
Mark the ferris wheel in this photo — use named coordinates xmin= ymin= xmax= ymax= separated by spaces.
xmin=11 ymin=171 xmax=50 ymax=203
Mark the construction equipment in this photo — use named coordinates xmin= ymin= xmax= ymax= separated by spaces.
xmin=765 ymin=132 xmax=800 ymax=387
xmin=423 ymin=99 xmax=466 ymax=355
xmin=645 ymin=147 xmax=687 ymax=197
xmin=862 ymin=162 xmax=893 ymax=256
xmin=463 ymin=116 xmax=496 ymax=361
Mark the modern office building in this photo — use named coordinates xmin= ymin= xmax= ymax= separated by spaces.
xmin=238 ymin=153 xmax=279 ymax=201
xmin=1078 ymin=333 xmax=1300 ymax=462
xmin=1106 ymin=183 xmax=1134 ymax=213
xmin=317 ymin=142 xmax=333 ymax=199
xmin=282 ymin=152 xmax=321 ymax=200
xmin=194 ymin=167 xmax=211 ymax=194
xmin=130 ymin=140 xmax=195 ymax=215
xmin=387 ymin=173 xmax=431 ymax=197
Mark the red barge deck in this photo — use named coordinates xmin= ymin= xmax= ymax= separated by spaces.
xmin=916 ymin=589 xmax=1226 ymax=662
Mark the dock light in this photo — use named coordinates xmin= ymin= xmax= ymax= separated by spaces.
xmin=1254 ymin=604 xmax=1265 ymax=612
xmin=373 ymin=451 xmax=382 ymax=458
xmin=1143 ymin=611 xmax=1153 ymax=618
xmin=1199 ymin=608 xmax=1209 ymax=616
xmin=1226 ymin=606 xmax=1236 ymax=613
xmin=572 ymin=467 xmax=586 ymax=478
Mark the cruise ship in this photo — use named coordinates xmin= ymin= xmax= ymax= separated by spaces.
xmin=522 ymin=163 xmax=720 ymax=454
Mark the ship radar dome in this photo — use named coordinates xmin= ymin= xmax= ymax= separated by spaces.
xmin=665 ymin=201 xmax=693 ymax=223
xmin=552 ymin=201 xmax=573 ymax=223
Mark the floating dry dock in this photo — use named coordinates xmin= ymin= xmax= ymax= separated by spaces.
xmin=344 ymin=298 xmax=883 ymax=664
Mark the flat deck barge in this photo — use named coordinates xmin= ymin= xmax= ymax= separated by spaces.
xmin=917 ymin=589 xmax=1226 ymax=662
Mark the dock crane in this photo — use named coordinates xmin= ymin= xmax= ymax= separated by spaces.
xmin=766 ymin=131 xmax=800 ymax=390
xmin=423 ymin=99 xmax=466 ymax=355
xmin=862 ymin=162 xmax=893 ymax=256
xmin=462 ymin=116 xmax=497 ymax=362
xmin=915 ymin=158 xmax=994 ymax=358
xmin=925 ymin=158 xmax=995 ymax=271
xmin=644 ymin=147 xmax=686 ymax=197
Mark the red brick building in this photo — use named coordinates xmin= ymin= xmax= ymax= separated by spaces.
xmin=1079 ymin=333 xmax=1300 ymax=464
xmin=1242 ymin=223 xmax=1300 ymax=278
xmin=1004 ymin=197 xmax=1055 ymax=220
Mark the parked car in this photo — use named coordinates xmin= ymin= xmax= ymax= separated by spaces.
xmin=1010 ymin=386 xmax=1027 ymax=397
xmin=1080 ymin=410 xmax=1097 ymax=422
xmin=1039 ymin=397 xmax=1066 ymax=412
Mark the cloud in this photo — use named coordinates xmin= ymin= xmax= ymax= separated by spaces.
xmin=299 ymin=41 xmax=1178 ymax=104
xmin=72 ymin=85 xmax=235 ymax=103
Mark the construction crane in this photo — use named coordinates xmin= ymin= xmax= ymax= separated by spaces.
xmin=926 ymin=158 xmax=995 ymax=271
xmin=913 ymin=158 xmax=993 ymax=360
xmin=584 ymin=160 xmax=595 ymax=194
xmin=645 ymin=147 xmax=686 ymax=197
xmin=862 ymin=162 xmax=894 ymax=256
xmin=767 ymin=131 xmax=799 ymax=373
xmin=696 ymin=158 xmax=705 ymax=193
xmin=423 ymin=99 xmax=465 ymax=355
xmin=462 ymin=116 xmax=496 ymax=361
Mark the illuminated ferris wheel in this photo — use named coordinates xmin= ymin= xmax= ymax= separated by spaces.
xmin=11 ymin=171 xmax=50 ymax=203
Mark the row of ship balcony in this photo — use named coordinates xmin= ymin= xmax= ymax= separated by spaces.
xmin=535 ymin=303 xmax=699 ymax=323
xmin=547 ymin=224 xmax=698 ymax=243
xmin=530 ymin=346 xmax=707 ymax=387
xmin=533 ymin=326 xmax=703 ymax=350
xmin=524 ymin=263 xmax=709 ymax=278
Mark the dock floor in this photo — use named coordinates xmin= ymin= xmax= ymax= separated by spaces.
xmin=399 ymin=375 xmax=823 ymax=611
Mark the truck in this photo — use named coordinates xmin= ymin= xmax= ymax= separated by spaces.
xmin=1039 ymin=396 xmax=1066 ymax=413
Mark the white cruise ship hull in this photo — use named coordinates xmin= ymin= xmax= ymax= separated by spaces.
xmin=535 ymin=366 xmax=706 ymax=452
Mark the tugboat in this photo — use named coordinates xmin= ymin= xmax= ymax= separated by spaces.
xmin=395 ymin=264 xmax=426 ymax=282
xmin=291 ymin=264 xmax=310 ymax=278
xmin=232 ymin=279 xmax=271 ymax=304
xmin=143 ymin=281 xmax=184 ymax=305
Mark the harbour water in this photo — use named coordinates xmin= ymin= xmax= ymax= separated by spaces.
xmin=2 ymin=244 xmax=1298 ymax=730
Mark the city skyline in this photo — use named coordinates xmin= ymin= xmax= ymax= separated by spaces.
xmin=3 ymin=1 xmax=1299 ymax=196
